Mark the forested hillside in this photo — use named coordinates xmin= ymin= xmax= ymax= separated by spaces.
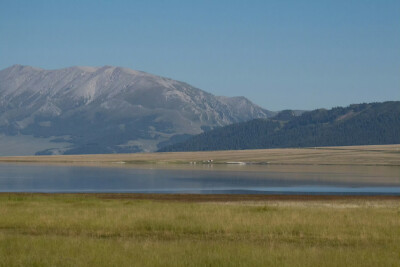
xmin=159 ymin=101 xmax=400 ymax=151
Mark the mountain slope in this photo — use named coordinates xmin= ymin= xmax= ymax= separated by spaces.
xmin=0 ymin=65 xmax=274 ymax=155
xmin=158 ymin=101 xmax=400 ymax=152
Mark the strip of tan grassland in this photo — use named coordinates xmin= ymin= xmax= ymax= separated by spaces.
xmin=63 ymin=193 xmax=400 ymax=202
xmin=0 ymin=144 xmax=399 ymax=166
xmin=2 ymin=192 xmax=399 ymax=203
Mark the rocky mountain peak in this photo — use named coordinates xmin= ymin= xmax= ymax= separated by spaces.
xmin=0 ymin=65 xmax=274 ymax=155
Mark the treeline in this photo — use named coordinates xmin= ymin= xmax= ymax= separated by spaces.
xmin=158 ymin=101 xmax=400 ymax=152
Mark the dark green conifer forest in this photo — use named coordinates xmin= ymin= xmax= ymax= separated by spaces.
xmin=159 ymin=101 xmax=400 ymax=152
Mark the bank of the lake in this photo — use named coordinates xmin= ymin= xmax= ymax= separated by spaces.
xmin=0 ymin=144 xmax=399 ymax=167
xmin=0 ymin=193 xmax=399 ymax=267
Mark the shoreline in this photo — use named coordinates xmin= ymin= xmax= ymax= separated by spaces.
xmin=0 ymin=144 xmax=399 ymax=167
xmin=2 ymin=193 xmax=400 ymax=202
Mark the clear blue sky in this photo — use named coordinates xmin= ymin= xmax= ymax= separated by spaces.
xmin=1 ymin=0 xmax=399 ymax=110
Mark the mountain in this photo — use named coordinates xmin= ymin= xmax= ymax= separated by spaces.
xmin=158 ymin=101 xmax=400 ymax=152
xmin=0 ymin=65 xmax=274 ymax=155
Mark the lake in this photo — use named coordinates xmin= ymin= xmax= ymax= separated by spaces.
xmin=0 ymin=163 xmax=400 ymax=195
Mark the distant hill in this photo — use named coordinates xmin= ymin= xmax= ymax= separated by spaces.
xmin=158 ymin=101 xmax=400 ymax=152
xmin=0 ymin=65 xmax=274 ymax=155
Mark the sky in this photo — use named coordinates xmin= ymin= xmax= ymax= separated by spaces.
xmin=1 ymin=0 xmax=399 ymax=111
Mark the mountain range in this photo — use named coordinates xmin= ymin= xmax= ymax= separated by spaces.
xmin=0 ymin=65 xmax=273 ymax=155
xmin=159 ymin=101 xmax=400 ymax=152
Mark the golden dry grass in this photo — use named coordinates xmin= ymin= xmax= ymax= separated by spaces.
xmin=0 ymin=144 xmax=399 ymax=166
xmin=0 ymin=194 xmax=399 ymax=266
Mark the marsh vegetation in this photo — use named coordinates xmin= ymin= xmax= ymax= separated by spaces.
xmin=0 ymin=194 xmax=399 ymax=266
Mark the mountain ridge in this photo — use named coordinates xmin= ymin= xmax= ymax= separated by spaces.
xmin=0 ymin=64 xmax=274 ymax=155
xmin=158 ymin=101 xmax=400 ymax=152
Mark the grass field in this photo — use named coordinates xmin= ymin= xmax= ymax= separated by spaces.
xmin=0 ymin=144 xmax=399 ymax=167
xmin=0 ymin=194 xmax=399 ymax=266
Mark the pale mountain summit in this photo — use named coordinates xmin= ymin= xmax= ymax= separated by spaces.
xmin=0 ymin=65 xmax=273 ymax=155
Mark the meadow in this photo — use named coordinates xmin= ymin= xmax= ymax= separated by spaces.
xmin=0 ymin=144 xmax=399 ymax=167
xmin=0 ymin=194 xmax=399 ymax=266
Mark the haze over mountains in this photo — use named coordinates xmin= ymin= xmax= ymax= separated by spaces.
xmin=0 ymin=65 xmax=273 ymax=155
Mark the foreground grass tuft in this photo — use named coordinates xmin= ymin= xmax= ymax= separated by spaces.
xmin=0 ymin=194 xmax=399 ymax=266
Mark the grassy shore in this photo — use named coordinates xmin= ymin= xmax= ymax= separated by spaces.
xmin=0 ymin=194 xmax=399 ymax=266
xmin=0 ymin=144 xmax=399 ymax=167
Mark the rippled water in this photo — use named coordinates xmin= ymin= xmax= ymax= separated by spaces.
xmin=0 ymin=163 xmax=399 ymax=195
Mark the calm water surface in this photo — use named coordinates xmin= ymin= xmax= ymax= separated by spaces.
xmin=0 ymin=163 xmax=399 ymax=195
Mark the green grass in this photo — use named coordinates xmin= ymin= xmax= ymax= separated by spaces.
xmin=0 ymin=194 xmax=399 ymax=266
